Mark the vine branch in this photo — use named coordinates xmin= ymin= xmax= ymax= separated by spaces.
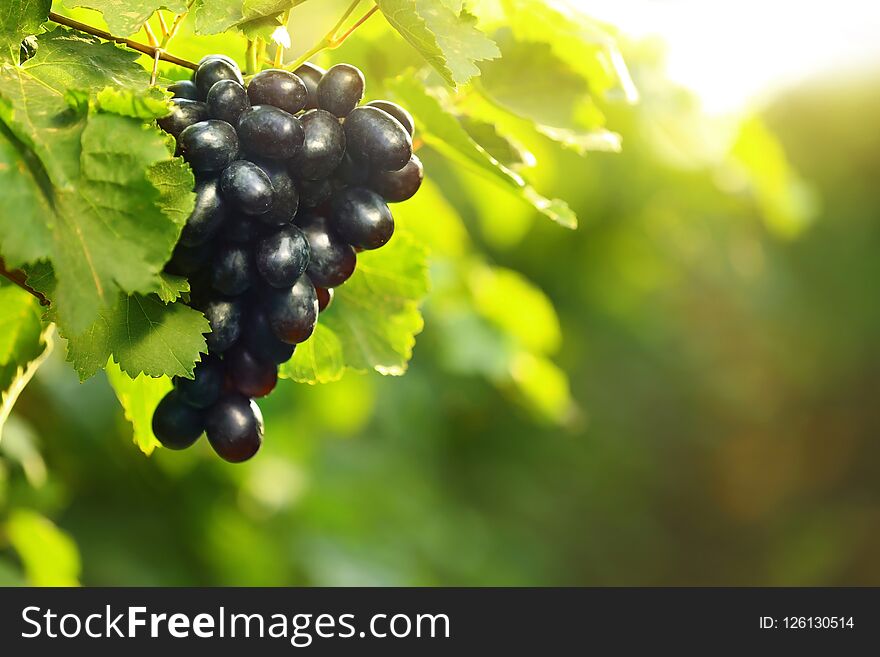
xmin=0 ymin=260 xmax=50 ymax=307
xmin=47 ymin=11 xmax=198 ymax=71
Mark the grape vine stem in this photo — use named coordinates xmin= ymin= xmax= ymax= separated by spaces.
xmin=0 ymin=260 xmax=50 ymax=307
xmin=47 ymin=11 xmax=198 ymax=71
xmin=285 ymin=1 xmax=379 ymax=72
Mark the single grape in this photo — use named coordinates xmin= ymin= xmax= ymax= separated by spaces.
xmin=365 ymin=100 xmax=415 ymax=136
xmin=369 ymin=154 xmax=423 ymax=202
xmin=344 ymin=106 xmax=412 ymax=172
xmin=199 ymin=54 xmax=238 ymax=67
xmin=176 ymin=355 xmax=225 ymax=409
xmin=212 ymin=243 xmax=256 ymax=295
xmin=206 ymin=79 xmax=250 ymax=126
xmin=178 ymin=120 xmax=239 ymax=172
xmin=316 ymin=63 xmax=365 ymax=118
xmin=158 ymin=99 xmax=209 ymax=138
xmin=263 ymin=277 xmax=318 ymax=344
xmin=180 ymin=177 xmax=228 ymax=246
xmin=256 ymin=225 xmax=311 ymax=288
xmin=220 ymin=160 xmax=274 ymax=215
xmin=165 ymin=240 xmax=214 ymax=276
xmin=315 ymin=286 xmax=334 ymax=313
xmin=237 ymin=105 xmax=304 ymax=160
xmin=226 ymin=348 xmax=278 ymax=398
xmin=224 ymin=213 xmax=264 ymax=244
xmin=206 ymin=394 xmax=263 ymax=463
xmin=297 ymin=177 xmax=333 ymax=209
xmin=295 ymin=62 xmax=325 ymax=110
xmin=247 ymin=69 xmax=308 ymax=115
xmin=252 ymin=160 xmax=299 ymax=226
xmin=334 ymin=151 xmax=369 ymax=186
xmin=194 ymin=57 xmax=244 ymax=99
xmin=201 ymin=297 xmax=243 ymax=353
xmin=243 ymin=311 xmax=296 ymax=364
xmin=288 ymin=109 xmax=346 ymax=180
xmin=298 ymin=213 xmax=357 ymax=288
xmin=169 ymin=80 xmax=200 ymax=101
xmin=152 ymin=391 xmax=204 ymax=450
xmin=330 ymin=187 xmax=394 ymax=250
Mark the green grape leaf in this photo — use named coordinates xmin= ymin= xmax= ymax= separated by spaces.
xmin=501 ymin=0 xmax=637 ymax=102
xmin=66 ymin=1 xmax=188 ymax=36
xmin=96 ymin=85 xmax=171 ymax=119
xmin=0 ymin=29 xmax=193 ymax=337
xmin=387 ymin=75 xmax=576 ymax=228
xmin=376 ymin=0 xmax=499 ymax=86
xmin=194 ymin=0 xmax=306 ymax=36
xmin=157 ymin=272 xmax=189 ymax=302
xmin=105 ymin=359 xmax=172 ymax=455
xmin=281 ymin=231 xmax=429 ymax=383
xmin=65 ymin=293 xmax=209 ymax=381
xmin=0 ymin=0 xmax=50 ymax=63
xmin=0 ymin=285 xmax=52 ymax=441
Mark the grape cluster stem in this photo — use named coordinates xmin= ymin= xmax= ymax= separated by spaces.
xmin=0 ymin=259 xmax=50 ymax=306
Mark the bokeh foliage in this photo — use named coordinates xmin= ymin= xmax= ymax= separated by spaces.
xmin=1 ymin=2 xmax=878 ymax=586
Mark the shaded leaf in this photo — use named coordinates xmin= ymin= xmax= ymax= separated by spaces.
xmin=65 ymin=293 xmax=209 ymax=381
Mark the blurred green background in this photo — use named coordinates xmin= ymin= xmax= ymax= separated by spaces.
xmin=2 ymin=1 xmax=879 ymax=586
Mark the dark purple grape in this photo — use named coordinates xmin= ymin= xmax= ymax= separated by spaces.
xmin=237 ymin=105 xmax=304 ymax=160
xmin=194 ymin=57 xmax=244 ymax=99
xmin=152 ymin=391 xmax=204 ymax=450
xmin=178 ymin=120 xmax=239 ymax=172
xmin=165 ymin=240 xmax=213 ymax=276
xmin=253 ymin=160 xmax=299 ymax=226
xmin=206 ymin=394 xmax=263 ymax=463
xmin=199 ymin=54 xmax=238 ymax=67
xmin=220 ymin=160 xmax=274 ymax=215
xmin=263 ymin=277 xmax=318 ymax=344
xmin=344 ymin=106 xmax=412 ymax=172
xmin=225 ymin=213 xmax=264 ymax=243
xmin=316 ymin=64 xmax=364 ymax=117
xmin=226 ymin=348 xmax=278 ymax=398
xmin=176 ymin=355 xmax=224 ymax=409
xmin=290 ymin=109 xmax=346 ymax=180
xmin=297 ymin=177 xmax=333 ymax=208
xmin=298 ymin=213 xmax=357 ymax=287
xmin=247 ymin=69 xmax=308 ymax=115
xmin=202 ymin=297 xmax=243 ymax=353
xmin=330 ymin=187 xmax=394 ymax=250
xmin=365 ymin=100 xmax=415 ymax=136
xmin=295 ymin=62 xmax=324 ymax=110
xmin=169 ymin=80 xmax=200 ymax=100
xmin=206 ymin=79 xmax=250 ymax=126
xmin=256 ymin=225 xmax=310 ymax=288
xmin=158 ymin=99 xmax=208 ymax=137
xmin=212 ymin=243 xmax=255 ymax=295
xmin=180 ymin=178 xmax=228 ymax=246
xmin=335 ymin=151 xmax=369 ymax=186
xmin=369 ymin=154 xmax=423 ymax=202
xmin=243 ymin=311 xmax=295 ymax=364
xmin=315 ymin=286 xmax=334 ymax=313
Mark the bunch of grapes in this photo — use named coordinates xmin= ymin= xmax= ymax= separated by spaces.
xmin=151 ymin=55 xmax=423 ymax=462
